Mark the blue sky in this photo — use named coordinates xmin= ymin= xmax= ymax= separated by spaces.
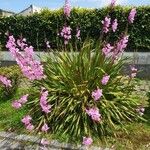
xmin=0 ymin=0 xmax=150 ymax=12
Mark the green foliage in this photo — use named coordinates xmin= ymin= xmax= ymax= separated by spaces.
xmin=29 ymin=40 xmax=143 ymax=141
xmin=0 ymin=6 xmax=150 ymax=51
xmin=0 ymin=65 xmax=22 ymax=99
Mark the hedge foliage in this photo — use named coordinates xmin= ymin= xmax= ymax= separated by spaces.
xmin=0 ymin=6 xmax=150 ymax=51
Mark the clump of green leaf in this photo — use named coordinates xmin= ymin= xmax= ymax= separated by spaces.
xmin=29 ymin=40 xmax=143 ymax=141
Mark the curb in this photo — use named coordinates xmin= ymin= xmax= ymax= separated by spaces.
xmin=0 ymin=131 xmax=111 ymax=150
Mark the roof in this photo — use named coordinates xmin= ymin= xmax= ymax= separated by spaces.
xmin=0 ymin=9 xmax=15 ymax=14
xmin=17 ymin=5 xmax=41 ymax=15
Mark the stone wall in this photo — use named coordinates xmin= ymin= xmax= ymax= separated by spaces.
xmin=0 ymin=52 xmax=150 ymax=79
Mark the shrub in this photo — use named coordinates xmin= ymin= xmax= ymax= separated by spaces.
xmin=30 ymin=40 xmax=143 ymax=141
xmin=0 ymin=65 xmax=22 ymax=99
xmin=6 ymin=1 xmax=145 ymax=146
xmin=0 ymin=6 xmax=150 ymax=51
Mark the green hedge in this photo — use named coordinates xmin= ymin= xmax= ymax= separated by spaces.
xmin=0 ymin=6 xmax=150 ymax=51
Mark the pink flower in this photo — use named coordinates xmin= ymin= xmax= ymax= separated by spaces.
xmin=102 ymin=43 xmax=114 ymax=57
xmin=41 ymin=123 xmax=49 ymax=132
xmin=40 ymin=89 xmax=51 ymax=114
xmin=17 ymin=39 xmax=27 ymax=49
xmin=102 ymin=17 xmax=111 ymax=33
xmin=82 ymin=137 xmax=93 ymax=146
xmin=136 ymin=107 xmax=145 ymax=116
xmin=26 ymin=123 xmax=34 ymax=131
xmin=18 ymin=94 xmax=29 ymax=104
xmin=12 ymin=100 xmax=22 ymax=109
xmin=6 ymin=35 xmax=45 ymax=81
xmin=0 ymin=75 xmax=12 ymax=87
xmin=24 ymin=46 xmax=34 ymax=58
xmin=60 ymin=26 xmax=72 ymax=45
xmin=111 ymin=0 xmax=116 ymax=7
xmin=12 ymin=94 xmax=29 ymax=109
xmin=21 ymin=115 xmax=32 ymax=125
xmin=86 ymin=107 xmax=101 ymax=122
xmin=64 ymin=0 xmax=71 ymax=17
xmin=131 ymin=66 xmax=137 ymax=72
xmin=128 ymin=8 xmax=137 ymax=24
xmin=140 ymin=108 xmax=145 ymax=113
xmin=92 ymin=88 xmax=102 ymax=101
xmin=41 ymin=138 xmax=49 ymax=146
xmin=130 ymin=66 xmax=137 ymax=78
xmin=113 ymin=35 xmax=129 ymax=58
xmin=117 ymin=35 xmax=129 ymax=52
xmin=41 ymin=105 xmax=51 ymax=114
xmin=76 ymin=28 xmax=80 ymax=40
xmin=101 ymin=75 xmax=110 ymax=85
xmin=112 ymin=19 xmax=118 ymax=32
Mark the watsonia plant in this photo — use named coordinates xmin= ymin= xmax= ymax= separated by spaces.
xmin=32 ymin=40 xmax=142 ymax=141
xmin=6 ymin=0 xmax=145 ymax=147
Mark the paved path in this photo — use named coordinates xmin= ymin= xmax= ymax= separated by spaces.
xmin=0 ymin=131 xmax=112 ymax=150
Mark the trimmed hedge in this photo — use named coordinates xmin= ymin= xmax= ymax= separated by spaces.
xmin=0 ymin=6 xmax=150 ymax=51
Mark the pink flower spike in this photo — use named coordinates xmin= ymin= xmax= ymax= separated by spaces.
xmin=76 ymin=28 xmax=80 ymax=40
xmin=41 ymin=105 xmax=51 ymax=114
xmin=41 ymin=123 xmax=49 ymax=132
xmin=18 ymin=94 xmax=29 ymax=104
xmin=82 ymin=137 xmax=93 ymax=146
xmin=40 ymin=89 xmax=51 ymax=114
xmin=111 ymin=0 xmax=116 ymax=7
xmin=12 ymin=101 xmax=22 ymax=109
xmin=128 ymin=8 xmax=137 ymax=24
xmin=64 ymin=0 xmax=71 ymax=17
xmin=0 ymin=75 xmax=12 ymax=87
xmin=101 ymin=75 xmax=110 ymax=85
xmin=113 ymin=35 xmax=129 ymax=58
xmin=102 ymin=43 xmax=114 ymax=57
xmin=131 ymin=66 xmax=137 ymax=72
xmin=6 ymin=35 xmax=45 ymax=81
xmin=26 ymin=123 xmax=34 ymax=131
xmin=112 ymin=19 xmax=118 ymax=32
xmin=130 ymin=66 xmax=137 ymax=78
xmin=102 ymin=16 xmax=111 ymax=33
xmin=92 ymin=88 xmax=102 ymax=101
xmin=41 ymin=138 xmax=49 ymax=146
xmin=86 ymin=107 xmax=101 ymax=122
xmin=21 ymin=115 xmax=32 ymax=125
xmin=60 ymin=26 xmax=72 ymax=45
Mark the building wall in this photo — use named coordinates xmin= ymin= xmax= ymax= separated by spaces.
xmin=18 ymin=5 xmax=42 ymax=16
xmin=2 ymin=11 xmax=14 ymax=17
xmin=18 ymin=7 xmax=33 ymax=16
xmin=32 ymin=5 xmax=42 ymax=13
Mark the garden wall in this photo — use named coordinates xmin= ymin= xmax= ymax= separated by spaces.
xmin=0 ymin=6 xmax=150 ymax=52
xmin=1 ymin=52 xmax=150 ymax=79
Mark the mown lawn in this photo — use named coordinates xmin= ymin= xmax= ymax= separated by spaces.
xmin=0 ymin=98 xmax=27 ymax=133
xmin=0 ymin=80 xmax=150 ymax=150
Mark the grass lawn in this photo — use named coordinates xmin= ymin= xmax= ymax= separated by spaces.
xmin=0 ymin=98 xmax=27 ymax=133
xmin=0 ymin=80 xmax=150 ymax=150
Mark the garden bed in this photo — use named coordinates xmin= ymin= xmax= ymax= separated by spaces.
xmin=0 ymin=79 xmax=149 ymax=150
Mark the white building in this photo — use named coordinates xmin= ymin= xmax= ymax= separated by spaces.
xmin=0 ymin=9 xmax=15 ymax=17
xmin=17 ymin=5 xmax=42 ymax=16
